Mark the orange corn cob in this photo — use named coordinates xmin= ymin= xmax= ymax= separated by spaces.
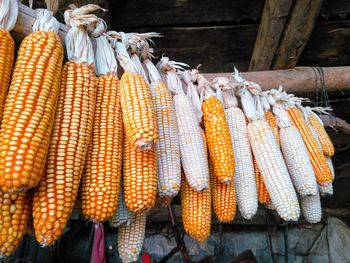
xmin=33 ymin=61 xmax=97 ymax=246
xmin=309 ymin=114 xmax=334 ymax=157
xmin=288 ymin=107 xmax=333 ymax=185
xmin=202 ymin=96 xmax=235 ymax=183
xmin=0 ymin=191 xmax=30 ymax=257
xmin=209 ymin=161 xmax=236 ymax=222
xmin=264 ymin=111 xmax=279 ymax=145
xmin=123 ymin=135 xmax=157 ymax=213
xmin=81 ymin=73 xmax=123 ymax=222
xmin=120 ymin=72 xmax=158 ymax=151
xmin=0 ymin=31 xmax=63 ymax=192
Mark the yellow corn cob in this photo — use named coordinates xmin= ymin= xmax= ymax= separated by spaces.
xmin=123 ymin=135 xmax=157 ymax=213
xmin=209 ymin=160 xmax=236 ymax=222
xmin=202 ymin=96 xmax=235 ymax=183
xmin=254 ymin=158 xmax=270 ymax=204
xmin=33 ymin=61 xmax=97 ymax=246
xmin=118 ymin=212 xmax=146 ymax=263
xmin=81 ymin=73 xmax=123 ymax=221
xmin=0 ymin=30 xmax=63 ymax=192
xmin=264 ymin=111 xmax=279 ymax=144
xmin=287 ymin=107 xmax=333 ymax=185
xmin=309 ymin=114 xmax=334 ymax=157
xmin=0 ymin=191 xmax=30 ymax=257
xmin=120 ymin=71 xmax=157 ymax=151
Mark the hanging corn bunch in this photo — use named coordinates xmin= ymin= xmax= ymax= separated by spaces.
xmin=0 ymin=0 xmax=18 ymax=122
xmin=33 ymin=5 xmax=99 ymax=246
xmin=80 ymin=34 xmax=123 ymax=222
xmin=272 ymin=103 xmax=318 ymax=196
xmin=0 ymin=0 xmax=64 ymax=192
xmin=238 ymin=78 xmax=300 ymax=221
xmin=157 ymin=58 xmax=209 ymax=192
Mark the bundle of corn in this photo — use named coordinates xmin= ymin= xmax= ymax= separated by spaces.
xmin=109 ymin=185 xmax=134 ymax=228
xmin=118 ymin=212 xmax=146 ymax=263
xmin=0 ymin=0 xmax=17 ymax=121
xmin=157 ymin=57 xmax=209 ymax=192
xmin=212 ymin=77 xmax=256 ymax=219
xmin=0 ymin=0 xmax=64 ymax=192
xmin=33 ymin=5 xmax=99 ymax=246
xmin=272 ymin=103 xmax=318 ymax=196
xmin=286 ymin=102 xmax=333 ymax=186
xmin=80 ymin=34 xmax=123 ymax=222
xmin=300 ymin=193 xmax=322 ymax=224
xmin=109 ymin=31 xmax=157 ymax=151
xmin=238 ymin=78 xmax=300 ymax=221
xmin=138 ymin=40 xmax=181 ymax=199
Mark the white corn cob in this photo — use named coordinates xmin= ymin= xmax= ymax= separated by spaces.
xmin=158 ymin=58 xmax=209 ymax=192
xmin=109 ymin=188 xmax=134 ymax=228
xmin=300 ymin=193 xmax=322 ymax=223
xmin=118 ymin=212 xmax=146 ymax=263
xmin=240 ymin=89 xmax=300 ymax=221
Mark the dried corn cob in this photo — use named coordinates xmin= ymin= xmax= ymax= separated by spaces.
xmin=0 ymin=7 xmax=64 ymax=192
xmin=158 ymin=58 xmax=209 ymax=192
xmin=123 ymin=135 xmax=157 ymax=213
xmin=264 ymin=111 xmax=279 ymax=145
xmin=240 ymin=88 xmax=300 ymax=221
xmin=33 ymin=7 xmax=98 ymax=246
xmin=112 ymin=34 xmax=157 ymax=151
xmin=0 ymin=191 xmax=30 ymax=257
xmin=81 ymin=35 xmax=123 ymax=222
xmin=0 ymin=0 xmax=18 ymax=122
xmin=109 ymin=186 xmax=134 ymax=228
xmin=254 ymin=158 xmax=270 ymax=204
xmin=141 ymin=48 xmax=180 ymax=198
xmin=300 ymin=193 xmax=322 ymax=224
xmin=287 ymin=107 xmax=333 ymax=185
xmin=118 ymin=212 xmax=146 ymax=263
xmin=273 ymin=105 xmax=318 ymax=196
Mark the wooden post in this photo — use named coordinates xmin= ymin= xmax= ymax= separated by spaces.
xmin=272 ymin=0 xmax=324 ymax=69
xmin=249 ymin=0 xmax=293 ymax=71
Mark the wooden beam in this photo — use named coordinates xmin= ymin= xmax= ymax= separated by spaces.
xmin=203 ymin=66 xmax=350 ymax=94
xmin=272 ymin=0 xmax=324 ymax=69
xmin=249 ymin=0 xmax=293 ymax=71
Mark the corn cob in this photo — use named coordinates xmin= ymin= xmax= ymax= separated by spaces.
xmin=109 ymin=187 xmax=134 ymax=228
xmin=142 ymin=54 xmax=181 ymax=198
xmin=254 ymin=158 xmax=270 ymax=204
xmin=309 ymin=113 xmax=334 ymax=157
xmin=264 ymin=111 xmax=279 ymax=145
xmin=287 ymin=107 xmax=333 ymax=185
xmin=118 ymin=212 xmax=146 ymax=263
xmin=202 ymin=96 xmax=235 ymax=183
xmin=0 ymin=9 xmax=63 ymax=192
xmin=81 ymin=36 xmax=123 ymax=222
xmin=0 ymin=191 xmax=30 ymax=257
xmin=113 ymin=38 xmax=157 ymax=151
xmin=240 ymin=89 xmax=300 ymax=221
xmin=158 ymin=58 xmax=209 ymax=192
xmin=123 ymin=135 xmax=157 ymax=213
xmin=273 ymin=105 xmax=318 ymax=196
xmin=300 ymin=193 xmax=322 ymax=224
xmin=33 ymin=8 xmax=98 ymax=245
xmin=0 ymin=0 xmax=18 ymax=122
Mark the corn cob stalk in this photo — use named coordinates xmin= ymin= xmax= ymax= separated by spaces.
xmin=0 ymin=191 xmax=30 ymax=257
xmin=33 ymin=6 xmax=99 ymax=246
xmin=287 ymin=107 xmax=333 ymax=186
xmin=118 ymin=212 xmax=146 ymax=263
xmin=273 ymin=104 xmax=318 ymax=196
xmin=81 ymin=35 xmax=123 ymax=222
xmin=158 ymin=58 xmax=209 ymax=192
xmin=123 ymin=134 xmax=157 ymax=213
xmin=109 ymin=186 xmax=134 ymax=228
xmin=140 ymin=44 xmax=181 ymax=198
xmin=212 ymin=77 xmax=257 ymax=218
xmin=0 ymin=0 xmax=18 ymax=123
xmin=0 ymin=5 xmax=64 ymax=192
xmin=240 ymin=87 xmax=300 ymax=221
xmin=300 ymin=193 xmax=322 ymax=224
xmin=110 ymin=32 xmax=157 ymax=151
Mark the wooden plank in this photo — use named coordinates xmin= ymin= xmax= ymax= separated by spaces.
xmin=110 ymin=0 xmax=264 ymax=28
xmin=272 ymin=0 xmax=324 ymax=69
xmin=249 ymin=0 xmax=293 ymax=71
